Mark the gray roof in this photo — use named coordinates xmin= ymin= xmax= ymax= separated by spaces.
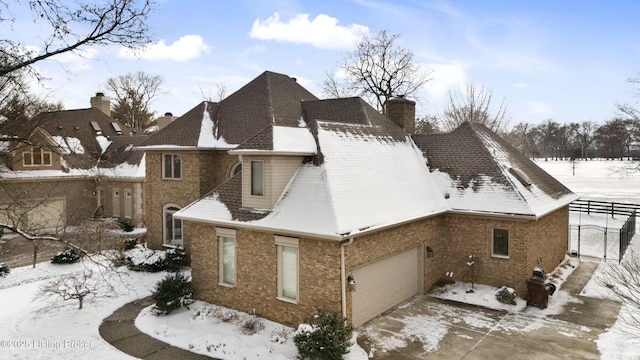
xmin=412 ymin=122 xmax=577 ymax=216
xmin=141 ymin=71 xmax=318 ymax=149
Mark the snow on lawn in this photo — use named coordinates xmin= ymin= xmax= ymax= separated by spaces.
xmin=135 ymin=301 xmax=368 ymax=360
xmin=0 ymin=256 xmax=165 ymax=360
xmin=430 ymin=256 xmax=580 ymax=315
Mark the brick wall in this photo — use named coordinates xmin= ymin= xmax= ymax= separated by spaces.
xmin=144 ymin=150 xmax=237 ymax=251
xmin=189 ymin=222 xmax=342 ymax=327
xmin=439 ymin=207 xmax=569 ymax=297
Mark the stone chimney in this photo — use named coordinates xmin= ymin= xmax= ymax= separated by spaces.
xmin=157 ymin=112 xmax=178 ymax=131
xmin=385 ymin=96 xmax=416 ymax=134
xmin=90 ymin=92 xmax=111 ymax=117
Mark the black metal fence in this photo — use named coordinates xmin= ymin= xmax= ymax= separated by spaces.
xmin=569 ymin=200 xmax=639 ymax=263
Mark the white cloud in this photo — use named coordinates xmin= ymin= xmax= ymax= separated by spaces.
xmin=512 ymin=83 xmax=528 ymax=89
xmin=423 ymin=60 xmax=471 ymax=102
xmin=528 ymin=101 xmax=550 ymax=114
xmin=249 ymin=12 xmax=369 ymax=50
xmin=118 ymin=34 xmax=210 ymax=61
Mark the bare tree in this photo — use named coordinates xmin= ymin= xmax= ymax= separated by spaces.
xmin=596 ymin=251 xmax=640 ymax=338
xmin=323 ymin=30 xmax=431 ymax=111
xmin=575 ymin=121 xmax=598 ymax=160
xmin=105 ymin=71 xmax=163 ymax=131
xmin=199 ymin=82 xmax=228 ymax=102
xmin=40 ymin=269 xmax=114 ymax=309
xmin=439 ymin=82 xmax=511 ymax=133
xmin=0 ymin=0 xmax=153 ymax=80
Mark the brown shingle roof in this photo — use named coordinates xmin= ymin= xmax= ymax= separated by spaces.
xmin=0 ymin=108 xmax=145 ymax=170
xmin=412 ymin=122 xmax=573 ymax=199
xmin=141 ymin=71 xmax=319 ymax=148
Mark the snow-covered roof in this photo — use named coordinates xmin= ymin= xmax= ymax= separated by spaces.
xmin=413 ymin=123 xmax=578 ymax=218
xmin=230 ymin=126 xmax=317 ymax=155
xmin=175 ymin=121 xmax=448 ymax=240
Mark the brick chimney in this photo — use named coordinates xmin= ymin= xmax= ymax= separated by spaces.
xmin=385 ymin=96 xmax=415 ymax=134
xmin=157 ymin=112 xmax=178 ymax=131
xmin=90 ymin=92 xmax=111 ymax=117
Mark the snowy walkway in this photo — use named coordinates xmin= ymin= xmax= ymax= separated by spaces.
xmin=99 ymin=296 xmax=215 ymax=360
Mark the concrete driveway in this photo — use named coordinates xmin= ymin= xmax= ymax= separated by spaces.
xmin=357 ymin=261 xmax=620 ymax=359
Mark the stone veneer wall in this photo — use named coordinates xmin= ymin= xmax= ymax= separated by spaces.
xmin=439 ymin=206 xmax=569 ymax=297
xmin=188 ymin=223 xmax=343 ymax=327
xmin=144 ymin=150 xmax=237 ymax=252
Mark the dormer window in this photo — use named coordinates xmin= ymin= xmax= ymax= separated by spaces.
xmin=23 ymin=147 xmax=52 ymax=166
xmin=251 ymin=160 xmax=264 ymax=196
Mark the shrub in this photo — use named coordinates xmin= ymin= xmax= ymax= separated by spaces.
xmin=238 ymin=314 xmax=266 ymax=335
xmin=0 ymin=262 xmax=9 ymax=277
xmin=118 ymin=218 xmax=135 ymax=232
xmin=165 ymin=248 xmax=188 ymax=271
xmin=123 ymin=238 xmax=138 ymax=250
xmin=271 ymin=327 xmax=292 ymax=344
xmin=151 ymin=272 xmax=194 ymax=315
xmin=51 ymin=248 xmax=81 ymax=264
xmin=294 ymin=311 xmax=352 ymax=360
xmin=496 ymin=286 xmax=517 ymax=305
xmin=125 ymin=245 xmax=167 ymax=272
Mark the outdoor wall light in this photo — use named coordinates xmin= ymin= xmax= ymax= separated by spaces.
xmin=347 ymin=275 xmax=356 ymax=291
xmin=426 ymin=246 xmax=434 ymax=258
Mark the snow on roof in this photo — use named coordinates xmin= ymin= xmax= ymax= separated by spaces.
xmin=197 ymin=102 xmax=233 ymax=149
xmin=0 ymin=152 xmax=145 ymax=180
xmin=432 ymin=128 xmax=578 ymax=218
xmin=52 ymin=136 xmax=85 ymax=154
xmin=96 ymin=135 xmax=112 ymax=155
xmin=230 ymin=126 xmax=317 ymax=155
xmin=176 ymin=121 xmax=448 ymax=239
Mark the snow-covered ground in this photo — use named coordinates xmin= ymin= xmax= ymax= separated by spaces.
xmin=0 ymin=159 xmax=638 ymax=359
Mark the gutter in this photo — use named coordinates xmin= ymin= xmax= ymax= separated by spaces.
xmin=340 ymin=237 xmax=354 ymax=320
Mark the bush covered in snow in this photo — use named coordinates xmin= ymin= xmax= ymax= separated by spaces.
xmin=125 ymin=245 xmax=187 ymax=272
xmin=123 ymin=237 xmax=137 ymax=250
xmin=238 ymin=313 xmax=266 ymax=335
xmin=294 ymin=310 xmax=352 ymax=360
xmin=165 ymin=248 xmax=188 ymax=271
xmin=0 ymin=262 xmax=9 ymax=277
xmin=51 ymin=248 xmax=81 ymax=264
xmin=151 ymin=272 xmax=194 ymax=315
xmin=495 ymin=286 xmax=517 ymax=305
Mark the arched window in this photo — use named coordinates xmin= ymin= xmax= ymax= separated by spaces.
xmin=229 ymin=162 xmax=242 ymax=178
xmin=163 ymin=205 xmax=182 ymax=247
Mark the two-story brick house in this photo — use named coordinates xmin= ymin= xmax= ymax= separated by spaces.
xmin=139 ymin=71 xmax=578 ymax=327
xmin=0 ymin=93 xmax=146 ymax=232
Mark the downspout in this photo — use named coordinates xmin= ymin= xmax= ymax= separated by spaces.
xmin=340 ymin=237 xmax=354 ymax=319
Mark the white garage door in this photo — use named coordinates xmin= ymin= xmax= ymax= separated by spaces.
xmin=27 ymin=199 xmax=65 ymax=230
xmin=352 ymin=247 xmax=420 ymax=327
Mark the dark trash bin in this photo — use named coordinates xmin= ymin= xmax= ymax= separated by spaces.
xmin=526 ymin=278 xmax=549 ymax=309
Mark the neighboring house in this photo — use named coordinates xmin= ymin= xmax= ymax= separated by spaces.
xmin=0 ymin=93 xmax=147 ymax=232
xmin=139 ymin=71 xmax=578 ymax=328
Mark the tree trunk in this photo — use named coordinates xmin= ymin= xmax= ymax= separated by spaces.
xmin=78 ymin=296 xmax=83 ymax=310
xmin=32 ymin=243 xmax=38 ymax=268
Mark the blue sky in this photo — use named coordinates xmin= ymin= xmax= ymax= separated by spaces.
xmin=21 ymin=0 xmax=640 ymax=126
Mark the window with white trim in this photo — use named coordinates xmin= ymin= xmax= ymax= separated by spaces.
xmin=217 ymin=228 xmax=237 ymax=286
xmin=163 ymin=205 xmax=182 ymax=247
xmin=276 ymin=236 xmax=299 ymax=302
xmin=163 ymin=154 xmax=181 ymax=179
xmin=251 ymin=160 xmax=264 ymax=196
xmin=23 ymin=146 xmax=52 ymax=166
xmin=492 ymin=228 xmax=509 ymax=257
xmin=230 ymin=162 xmax=242 ymax=178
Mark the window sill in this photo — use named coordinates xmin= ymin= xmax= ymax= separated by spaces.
xmin=162 ymin=243 xmax=183 ymax=249
xmin=218 ymin=282 xmax=236 ymax=288
xmin=277 ymin=296 xmax=298 ymax=305
xmin=161 ymin=177 xmax=182 ymax=181
xmin=491 ymin=254 xmax=510 ymax=259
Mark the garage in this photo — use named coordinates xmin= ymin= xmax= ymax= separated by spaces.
xmin=27 ymin=198 xmax=65 ymax=230
xmin=351 ymin=246 xmax=421 ymax=327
